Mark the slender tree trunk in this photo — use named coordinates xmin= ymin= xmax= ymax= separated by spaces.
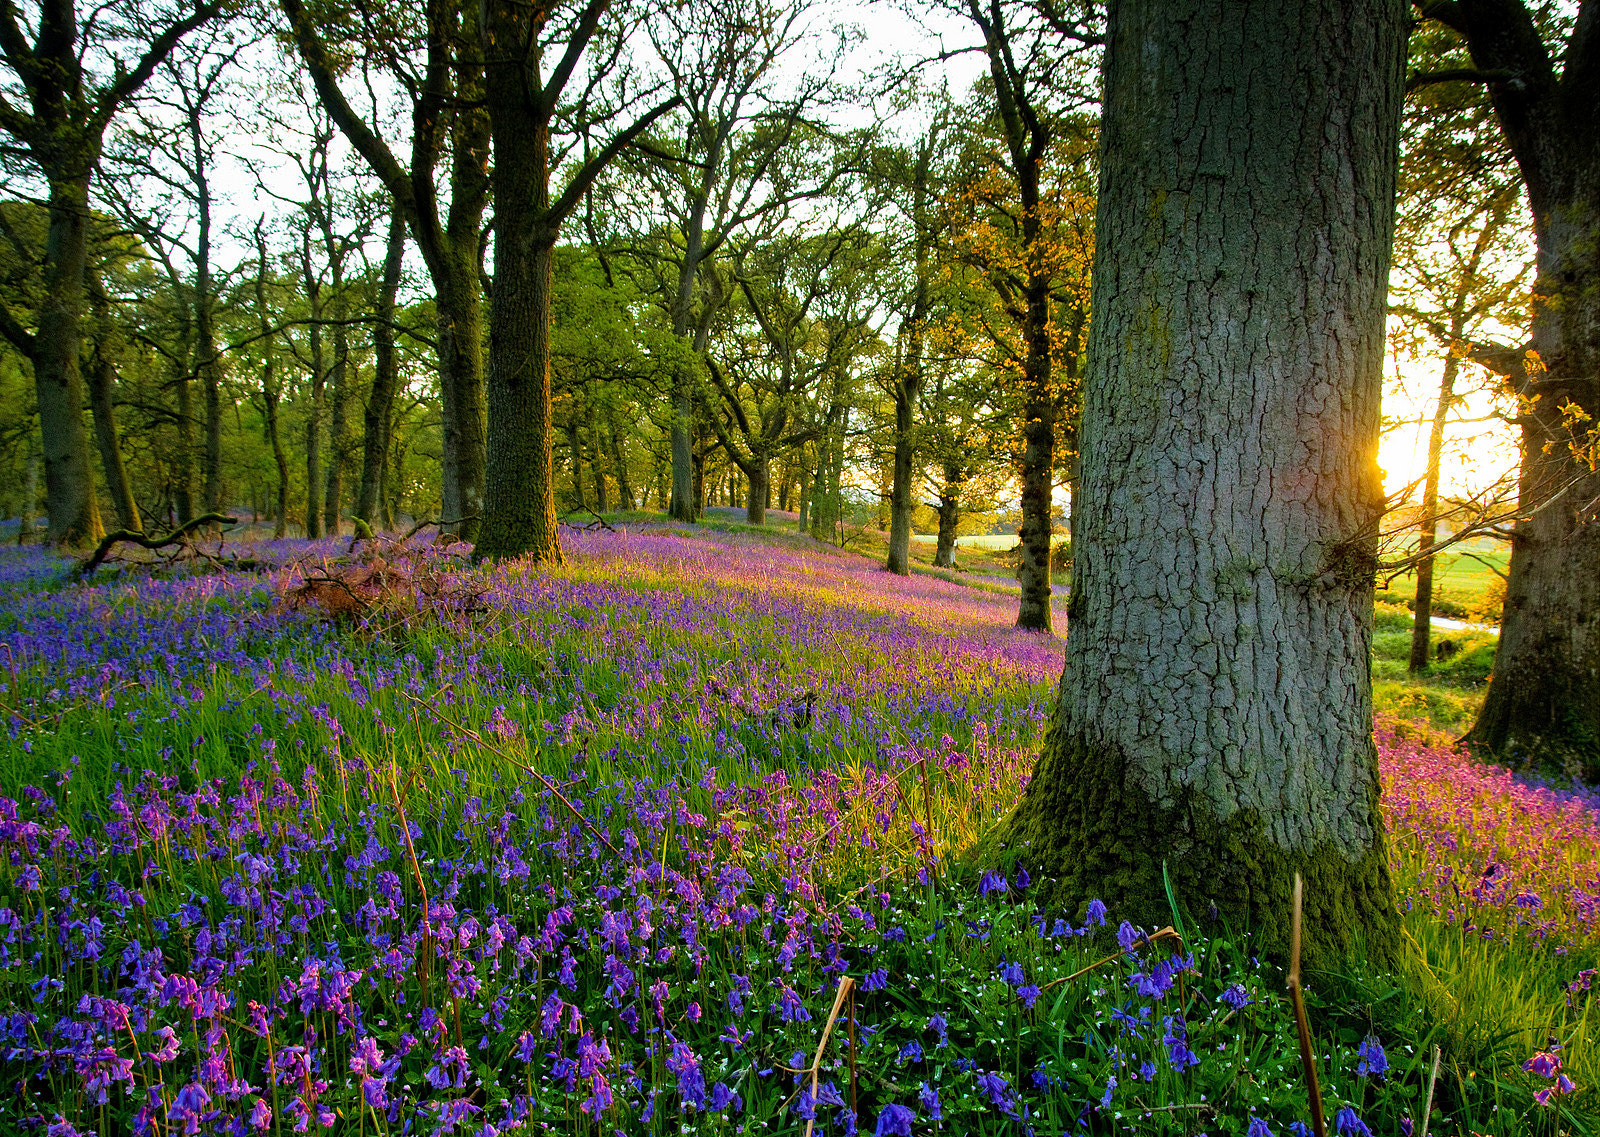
xmin=592 ymin=420 xmax=609 ymax=512
xmin=173 ymin=347 xmax=196 ymax=527
xmin=1000 ymin=0 xmax=1403 ymax=968
xmin=887 ymin=374 xmax=918 ymax=574
xmin=17 ymin=447 xmax=37 ymax=543
xmin=34 ymin=178 xmax=103 ymax=546
xmin=304 ymin=298 xmax=325 ymax=540
xmin=265 ymin=386 xmax=288 ymax=539
xmin=193 ymin=129 xmax=223 ymax=525
xmin=253 ymin=223 xmax=289 ymax=539
xmin=934 ymin=463 xmax=963 ymax=568
xmin=323 ymin=288 xmax=351 ymax=536
xmin=1409 ymin=351 xmax=1460 ymax=673
xmin=611 ymin=420 xmax=633 ymax=510
xmin=86 ymin=273 xmax=140 ymax=532
xmin=359 ymin=210 xmax=406 ymax=527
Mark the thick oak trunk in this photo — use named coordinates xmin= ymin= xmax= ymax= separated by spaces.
xmin=1000 ymin=0 xmax=1404 ymax=968
xmin=34 ymin=180 xmax=102 ymax=546
xmin=1466 ymin=211 xmax=1600 ymax=779
xmin=475 ymin=47 xmax=562 ymax=563
xmin=744 ymin=456 xmax=767 ymax=526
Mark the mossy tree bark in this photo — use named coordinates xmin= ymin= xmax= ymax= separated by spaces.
xmin=1413 ymin=1 xmax=1600 ymax=780
xmin=1000 ymin=0 xmax=1405 ymax=969
xmin=473 ymin=0 xmax=677 ymax=562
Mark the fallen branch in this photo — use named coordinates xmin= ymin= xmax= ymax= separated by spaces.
xmin=559 ymin=507 xmax=616 ymax=532
xmin=78 ymin=514 xmax=237 ymax=578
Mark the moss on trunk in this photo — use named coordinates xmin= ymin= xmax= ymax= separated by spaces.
xmin=992 ymin=725 xmax=1398 ymax=971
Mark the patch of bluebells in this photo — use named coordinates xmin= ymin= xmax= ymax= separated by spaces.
xmin=0 ymin=533 xmax=1586 ymax=1132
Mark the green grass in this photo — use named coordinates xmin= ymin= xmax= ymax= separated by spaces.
xmin=1380 ymin=544 xmax=1509 ymax=622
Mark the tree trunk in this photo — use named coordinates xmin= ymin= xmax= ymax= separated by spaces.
xmin=86 ymin=274 xmax=140 ymax=532
xmin=265 ymin=385 xmax=289 ymax=539
xmin=17 ymin=447 xmax=37 ymax=544
xmin=173 ymin=348 xmax=196 ymax=527
xmin=999 ymin=0 xmax=1403 ymax=968
xmin=323 ymin=293 xmax=351 ymax=536
xmin=359 ymin=210 xmax=407 ymax=528
xmin=1464 ymin=227 xmax=1600 ymax=779
xmin=592 ymin=420 xmax=609 ymax=513
xmin=34 ymin=179 xmax=103 ymax=546
xmin=476 ymin=132 xmax=563 ymax=570
xmin=745 ymin=455 xmax=767 ymax=526
xmin=1409 ymin=351 xmax=1459 ymax=674
xmin=254 ymin=223 xmax=289 ymax=539
xmin=886 ymin=372 xmax=918 ymax=574
xmin=934 ymin=463 xmax=962 ymax=569
xmin=194 ymin=130 xmax=223 ymax=525
xmin=1013 ymin=265 xmax=1055 ymax=628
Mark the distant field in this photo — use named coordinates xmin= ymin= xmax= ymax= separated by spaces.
xmin=1383 ymin=544 xmax=1508 ymax=614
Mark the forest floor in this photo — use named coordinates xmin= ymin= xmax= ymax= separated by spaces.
xmin=0 ymin=517 xmax=1592 ymax=1135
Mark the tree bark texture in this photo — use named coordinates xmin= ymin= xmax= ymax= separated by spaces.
xmin=34 ymin=180 xmax=103 ymax=546
xmin=934 ymin=461 xmax=963 ymax=568
xmin=745 ymin=456 xmax=768 ymax=526
xmin=476 ymin=32 xmax=562 ymax=563
xmin=360 ymin=210 xmax=407 ymax=527
xmin=86 ymin=272 xmax=140 ymax=532
xmin=886 ymin=372 xmax=918 ymax=574
xmin=1438 ymin=1 xmax=1600 ymax=778
xmin=1000 ymin=0 xmax=1404 ymax=967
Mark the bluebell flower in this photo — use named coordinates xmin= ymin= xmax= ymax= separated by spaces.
xmin=898 ymin=1040 xmax=923 ymax=1064
xmin=1335 ymin=1107 xmax=1373 ymax=1137
xmin=874 ymin=1103 xmax=915 ymax=1136
xmin=918 ymin=1082 xmax=943 ymax=1121
xmin=1355 ymin=1034 xmax=1388 ymax=1080
xmin=1247 ymin=1118 xmax=1274 ymax=1137
xmin=1084 ymin=899 xmax=1108 ymax=927
xmin=1218 ymin=983 xmax=1252 ymax=1010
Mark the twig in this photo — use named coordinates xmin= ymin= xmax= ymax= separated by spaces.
xmin=78 ymin=513 xmax=237 ymax=577
xmin=802 ymin=977 xmax=856 ymax=1137
xmin=399 ymin=515 xmax=482 ymax=543
xmin=1419 ymin=1044 xmax=1441 ymax=1137
xmin=558 ymin=507 xmax=617 ymax=532
xmin=1039 ymin=926 xmax=1184 ymax=993
xmin=1287 ymin=874 xmax=1328 ymax=1137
